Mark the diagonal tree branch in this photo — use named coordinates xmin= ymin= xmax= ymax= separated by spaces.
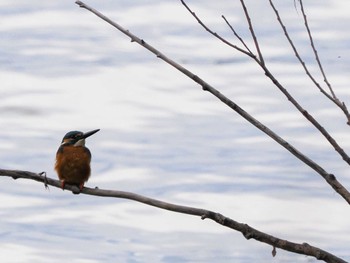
xmin=0 ymin=168 xmax=347 ymax=263
xmin=73 ymin=1 xmax=350 ymax=204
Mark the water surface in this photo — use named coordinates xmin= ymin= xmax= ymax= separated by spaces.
xmin=1 ymin=0 xmax=350 ymax=262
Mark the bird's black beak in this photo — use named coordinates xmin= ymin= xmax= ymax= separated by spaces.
xmin=82 ymin=129 xmax=100 ymax=139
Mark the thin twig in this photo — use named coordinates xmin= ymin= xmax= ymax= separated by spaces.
xmin=75 ymin=0 xmax=350 ymax=204
xmin=299 ymin=0 xmax=335 ymax=98
xmin=239 ymin=0 xmax=265 ymax=65
xmin=0 ymin=168 xmax=347 ymax=263
xmin=221 ymin=15 xmax=253 ymax=54
xmin=179 ymin=0 xmax=255 ymax=58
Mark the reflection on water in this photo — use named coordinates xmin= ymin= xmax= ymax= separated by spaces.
xmin=1 ymin=0 xmax=350 ymax=262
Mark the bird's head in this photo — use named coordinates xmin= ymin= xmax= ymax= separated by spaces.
xmin=60 ymin=129 xmax=100 ymax=147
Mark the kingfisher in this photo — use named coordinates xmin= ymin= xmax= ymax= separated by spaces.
xmin=55 ymin=129 xmax=100 ymax=190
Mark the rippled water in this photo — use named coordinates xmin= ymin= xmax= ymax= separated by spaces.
xmin=1 ymin=0 xmax=350 ymax=262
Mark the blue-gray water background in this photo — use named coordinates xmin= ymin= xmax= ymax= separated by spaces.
xmin=1 ymin=0 xmax=350 ymax=262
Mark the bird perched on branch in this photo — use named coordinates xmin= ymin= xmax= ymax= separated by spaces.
xmin=55 ymin=129 xmax=100 ymax=190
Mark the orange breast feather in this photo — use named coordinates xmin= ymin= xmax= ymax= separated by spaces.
xmin=55 ymin=146 xmax=92 ymax=185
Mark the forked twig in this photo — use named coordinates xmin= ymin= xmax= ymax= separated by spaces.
xmin=298 ymin=0 xmax=350 ymax=124
xmin=0 ymin=168 xmax=347 ymax=263
xmin=270 ymin=0 xmax=350 ymax=124
xmin=268 ymin=0 xmax=329 ymax=97
xmin=179 ymin=0 xmax=255 ymax=58
xmin=221 ymin=15 xmax=253 ymax=54
xmin=74 ymin=0 xmax=350 ymax=205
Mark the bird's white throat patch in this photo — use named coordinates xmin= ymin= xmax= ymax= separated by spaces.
xmin=74 ymin=139 xmax=86 ymax=147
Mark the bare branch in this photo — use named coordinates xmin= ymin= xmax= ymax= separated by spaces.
xmin=267 ymin=0 xmax=350 ymax=159
xmin=75 ymin=0 xmax=350 ymax=204
xmin=263 ymin=66 xmax=350 ymax=166
xmin=0 ymin=168 xmax=347 ymax=263
xmin=181 ymin=0 xmax=350 ymax=166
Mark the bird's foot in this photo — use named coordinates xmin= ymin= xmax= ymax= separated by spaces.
xmin=61 ymin=180 xmax=66 ymax=190
xmin=39 ymin=172 xmax=49 ymax=190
